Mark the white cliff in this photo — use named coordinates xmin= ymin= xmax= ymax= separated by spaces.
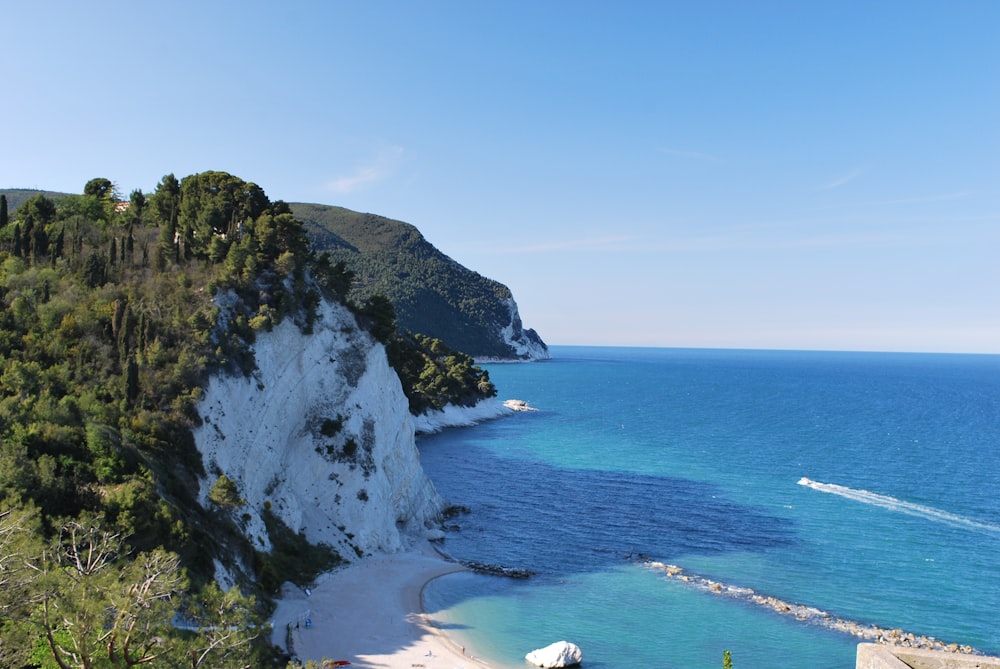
xmin=192 ymin=297 xmax=445 ymax=561
xmin=413 ymin=398 xmax=513 ymax=434
xmin=491 ymin=297 xmax=550 ymax=361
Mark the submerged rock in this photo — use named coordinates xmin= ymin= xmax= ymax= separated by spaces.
xmin=461 ymin=560 xmax=534 ymax=579
xmin=525 ymin=641 xmax=583 ymax=668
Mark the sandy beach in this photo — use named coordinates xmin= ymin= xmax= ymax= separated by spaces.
xmin=270 ymin=538 xmax=494 ymax=669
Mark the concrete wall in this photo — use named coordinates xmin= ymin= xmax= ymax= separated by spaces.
xmin=857 ymin=644 xmax=1000 ymax=669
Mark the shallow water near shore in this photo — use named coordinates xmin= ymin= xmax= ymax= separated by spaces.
xmin=418 ymin=346 xmax=1000 ymax=669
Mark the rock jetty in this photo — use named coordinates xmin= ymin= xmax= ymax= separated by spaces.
xmin=638 ymin=558 xmax=981 ymax=656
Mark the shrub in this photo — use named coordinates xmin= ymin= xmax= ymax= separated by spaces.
xmin=209 ymin=475 xmax=243 ymax=508
xmin=320 ymin=415 xmax=344 ymax=437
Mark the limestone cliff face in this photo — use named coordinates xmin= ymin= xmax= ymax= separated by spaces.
xmin=496 ymin=297 xmax=550 ymax=361
xmin=192 ymin=298 xmax=445 ymax=560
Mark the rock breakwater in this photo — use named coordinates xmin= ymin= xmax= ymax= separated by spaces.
xmin=639 ymin=559 xmax=981 ymax=655
xmin=461 ymin=560 xmax=535 ymax=579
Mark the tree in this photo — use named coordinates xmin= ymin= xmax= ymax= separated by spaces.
xmin=208 ymin=475 xmax=243 ymax=508
xmin=29 ymin=521 xmax=186 ymax=669
xmin=129 ymin=189 xmax=146 ymax=225
xmin=178 ymin=172 xmax=270 ymax=259
xmin=124 ymin=355 xmax=139 ymax=407
xmin=17 ymin=193 xmax=58 ymax=228
xmin=1 ymin=193 xmax=8 ymax=228
xmin=313 ymin=253 xmax=354 ymax=300
xmin=12 ymin=222 xmax=22 ymax=256
xmin=0 ymin=507 xmax=44 ymax=668
xmin=81 ymin=251 xmax=107 ymax=287
xmin=2 ymin=513 xmax=265 ymax=669
xmin=360 ymin=294 xmax=397 ymax=343
xmin=83 ymin=177 xmax=114 ymax=200
xmin=151 ymin=174 xmax=181 ymax=229
xmin=723 ymin=649 xmax=733 ymax=669
xmin=177 ymin=582 xmax=262 ymax=669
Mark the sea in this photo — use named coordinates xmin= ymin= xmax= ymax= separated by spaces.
xmin=417 ymin=346 xmax=1000 ymax=669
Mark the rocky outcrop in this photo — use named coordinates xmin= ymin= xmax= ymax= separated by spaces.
xmin=526 ymin=641 xmax=583 ymax=668
xmin=461 ymin=561 xmax=535 ymax=579
xmin=503 ymin=399 xmax=538 ymax=412
xmin=492 ymin=297 xmax=549 ymax=361
xmin=412 ymin=398 xmax=517 ymax=435
xmin=193 ymin=297 xmax=445 ymax=562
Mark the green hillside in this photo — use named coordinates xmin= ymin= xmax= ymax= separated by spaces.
xmin=0 ymin=175 xmax=497 ymax=667
xmin=292 ymin=202 xmax=547 ymax=359
xmin=0 ymin=188 xmax=69 ymax=213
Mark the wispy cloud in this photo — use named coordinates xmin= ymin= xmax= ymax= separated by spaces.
xmin=862 ymin=191 xmax=974 ymax=206
xmin=656 ymin=147 xmax=720 ymax=162
xmin=819 ymin=166 xmax=867 ymax=190
xmin=326 ymin=144 xmax=404 ymax=193
xmin=818 ymin=190 xmax=976 ymax=210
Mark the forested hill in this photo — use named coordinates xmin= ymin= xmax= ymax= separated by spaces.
xmin=292 ymin=202 xmax=548 ymax=360
xmin=0 ymin=174 xmax=499 ymax=667
xmin=1 ymin=188 xmax=67 ymax=212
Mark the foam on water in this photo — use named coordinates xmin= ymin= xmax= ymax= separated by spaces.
xmin=798 ymin=477 xmax=1000 ymax=536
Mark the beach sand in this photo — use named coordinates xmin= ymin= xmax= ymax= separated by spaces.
xmin=270 ymin=538 xmax=493 ymax=669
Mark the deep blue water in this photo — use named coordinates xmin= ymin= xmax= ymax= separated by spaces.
xmin=418 ymin=346 xmax=1000 ymax=669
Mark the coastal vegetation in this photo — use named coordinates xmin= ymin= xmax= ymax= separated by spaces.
xmin=0 ymin=174 xmax=496 ymax=666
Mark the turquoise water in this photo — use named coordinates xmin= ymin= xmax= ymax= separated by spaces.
xmin=418 ymin=347 xmax=1000 ymax=669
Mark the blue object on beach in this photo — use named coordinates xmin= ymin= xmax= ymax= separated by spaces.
xmin=305 ymin=618 xmax=312 ymax=628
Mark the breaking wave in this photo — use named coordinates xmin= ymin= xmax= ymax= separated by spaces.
xmin=797 ymin=477 xmax=1000 ymax=536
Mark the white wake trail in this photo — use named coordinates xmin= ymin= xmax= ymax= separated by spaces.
xmin=797 ymin=477 xmax=1000 ymax=536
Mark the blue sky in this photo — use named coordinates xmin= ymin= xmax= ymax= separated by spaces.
xmin=4 ymin=2 xmax=998 ymax=353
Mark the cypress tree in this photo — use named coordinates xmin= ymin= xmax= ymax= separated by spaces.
xmin=0 ymin=194 xmax=8 ymax=227
xmin=31 ymin=221 xmax=47 ymax=261
xmin=119 ymin=309 xmax=135 ymax=363
xmin=52 ymin=229 xmax=65 ymax=259
xmin=125 ymin=224 xmax=134 ymax=265
xmin=22 ymin=219 xmax=33 ymax=259
xmin=137 ymin=312 xmax=147 ymax=352
xmin=111 ymin=299 xmax=127 ymax=338
xmin=124 ymin=354 xmax=139 ymax=406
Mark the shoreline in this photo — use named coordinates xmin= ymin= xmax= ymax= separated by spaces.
xmin=270 ymin=538 xmax=503 ymax=669
xmin=268 ymin=397 xmax=536 ymax=668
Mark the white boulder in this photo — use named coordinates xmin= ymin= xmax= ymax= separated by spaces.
xmin=525 ymin=641 xmax=583 ymax=668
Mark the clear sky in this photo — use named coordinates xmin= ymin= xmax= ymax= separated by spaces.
xmin=4 ymin=1 xmax=998 ymax=354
